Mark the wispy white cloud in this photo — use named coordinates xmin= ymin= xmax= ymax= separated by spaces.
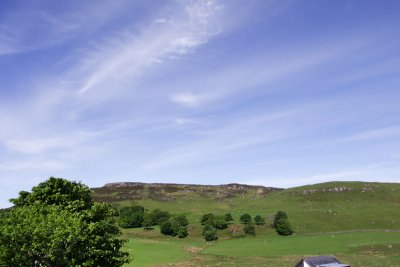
xmin=0 ymin=1 xmax=130 ymax=56
xmin=1 ymin=133 xmax=96 ymax=155
xmin=143 ymin=109 xmax=303 ymax=169
xmin=171 ymin=93 xmax=204 ymax=107
xmin=174 ymin=118 xmax=196 ymax=125
xmin=162 ymin=34 xmax=373 ymax=110
xmin=0 ymin=160 xmax=65 ymax=171
xmin=75 ymin=0 xmax=223 ymax=96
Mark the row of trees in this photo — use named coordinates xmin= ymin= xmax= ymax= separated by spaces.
xmin=117 ymin=205 xmax=189 ymax=238
xmin=87 ymin=200 xmax=293 ymax=240
xmin=200 ymin=212 xmax=266 ymax=241
xmin=199 ymin=211 xmax=293 ymax=241
xmin=239 ymin=213 xmax=266 ymax=225
xmin=116 ymin=206 xmax=292 ymax=240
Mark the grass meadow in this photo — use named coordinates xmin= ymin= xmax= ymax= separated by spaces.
xmin=124 ymin=232 xmax=400 ymax=266
xmin=112 ymin=182 xmax=400 ymax=266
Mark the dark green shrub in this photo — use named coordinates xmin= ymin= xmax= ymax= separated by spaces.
xmin=150 ymin=209 xmax=170 ymax=225
xmin=174 ymin=214 xmax=188 ymax=227
xmin=118 ymin=206 xmax=144 ymax=228
xmin=202 ymin=224 xmax=218 ymax=241
xmin=200 ymin=213 xmax=215 ymax=225
xmin=224 ymin=213 xmax=234 ymax=223
xmin=240 ymin=213 xmax=252 ymax=224
xmin=214 ymin=215 xmax=228 ymax=230
xmin=160 ymin=215 xmax=189 ymax=238
xmin=273 ymin=211 xmax=287 ymax=227
xmin=275 ymin=218 xmax=293 ymax=236
xmin=176 ymin=226 xmax=188 ymax=238
xmin=160 ymin=221 xmax=174 ymax=235
xmin=254 ymin=215 xmax=265 ymax=225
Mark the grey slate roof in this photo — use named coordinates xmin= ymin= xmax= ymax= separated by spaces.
xmin=306 ymin=256 xmax=340 ymax=265
xmin=295 ymin=256 xmax=350 ymax=267
xmin=320 ymin=264 xmax=350 ymax=267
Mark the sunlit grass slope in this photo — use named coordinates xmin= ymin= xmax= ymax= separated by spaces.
xmin=95 ymin=181 xmax=400 ymax=234
xmin=92 ymin=181 xmax=400 ymax=266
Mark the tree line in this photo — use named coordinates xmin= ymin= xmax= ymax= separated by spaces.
xmin=116 ymin=205 xmax=189 ymax=238
xmin=199 ymin=211 xmax=293 ymax=241
xmin=114 ymin=204 xmax=294 ymax=242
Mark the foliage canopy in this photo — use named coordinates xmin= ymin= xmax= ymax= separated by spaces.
xmin=0 ymin=177 xmax=129 ymax=266
xmin=240 ymin=213 xmax=252 ymax=224
xmin=254 ymin=215 xmax=265 ymax=225
xmin=273 ymin=211 xmax=293 ymax=236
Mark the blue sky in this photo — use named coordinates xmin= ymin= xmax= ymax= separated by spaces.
xmin=0 ymin=0 xmax=399 ymax=207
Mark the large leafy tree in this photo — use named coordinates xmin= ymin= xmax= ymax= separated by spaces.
xmin=0 ymin=177 xmax=130 ymax=266
xmin=10 ymin=177 xmax=93 ymax=211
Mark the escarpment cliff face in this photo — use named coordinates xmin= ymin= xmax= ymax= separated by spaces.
xmin=91 ymin=182 xmax=283 ymax=202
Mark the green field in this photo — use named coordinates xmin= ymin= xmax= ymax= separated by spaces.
xmin=95 ymin=181 xmax=400 ymax=266
xmin=123 ymin=232 xmax=400 ymax=266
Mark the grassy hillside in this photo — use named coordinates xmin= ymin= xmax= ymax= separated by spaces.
xmin=92 ymin=181 xmax=400 ymax=266
xmin=93 ymin=181 xmax=400 ymax=233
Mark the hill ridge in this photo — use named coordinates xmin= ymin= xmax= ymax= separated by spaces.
xmin=102 ymin=181 xmax=280 ymax=189
xmin=92 ymin=182 xmax=283 ymax=202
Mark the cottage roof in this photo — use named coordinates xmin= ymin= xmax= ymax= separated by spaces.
xmin=296 ymin=256 xmax=350 ymax=267
xmin=320 ymin=264 xmax=350 ymax=267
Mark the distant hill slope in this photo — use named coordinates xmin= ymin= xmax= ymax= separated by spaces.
xmin=92 ymin=181 xmax=400 ymax=234
xmin=92 ymin=182 xmax=283 ymax=202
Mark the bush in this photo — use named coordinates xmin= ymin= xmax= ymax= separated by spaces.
xmin=273 ymin=211 xmax=293 ymax=236
xmin=275 ymin=218 xmax=293 ymax=236
xmin=160 ymin=215 xmax=189 ymax=238
xmin=150 ymin=209 xmax=171 ymax=225
xmin=273 ymin=211 xmax=287 ymax=227
xmin=240 ymin=213 xmax=252 ymax=224
xmin=174 ymin=214 xmax=188 ymax=227
xmin=244 ymin=224 xmax=256 ymax=236
xmin=254 ymin=215 xmax=265 ymax=225
xmin=200 ymin=213 xmax=215 ymax=225
xmin=160 ymin=221 xmax=174 ymax=235
xmin=224 ymin=213 xmax=234 ymax=223
xmin=118 ymin=206 xmax=144 ymax=228
xmin=202 ymin=224 xmax=218 ymax=241
xmin=176 ymin=226 xmax=188 ymax=238
xmin=214 ymin=215 xmax=228 ymax=230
